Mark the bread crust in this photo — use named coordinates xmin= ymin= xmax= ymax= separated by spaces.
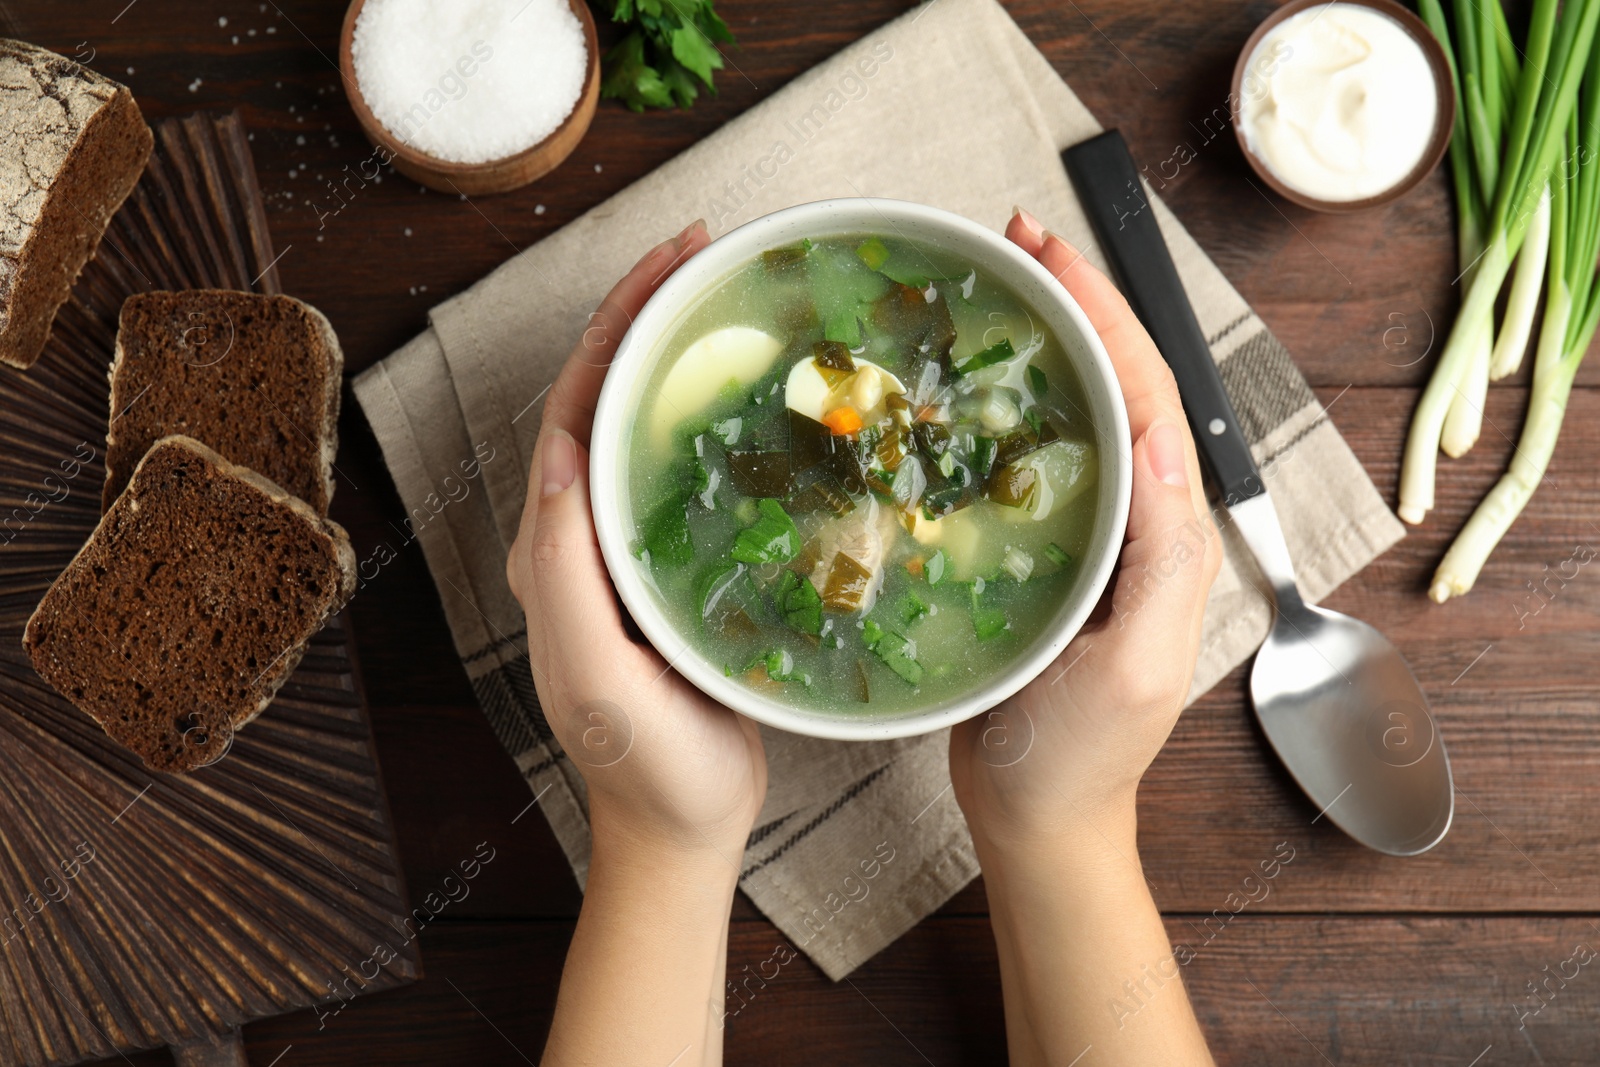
xmin=0 ymin=40 xmax=153 ymax=369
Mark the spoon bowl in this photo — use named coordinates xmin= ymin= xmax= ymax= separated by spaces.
xmin=1252 ymin=601 xmax=1454 ymax=855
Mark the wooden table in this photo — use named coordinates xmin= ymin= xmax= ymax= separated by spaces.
xmin=7 ymin=1 xmax=1598 ymax=1063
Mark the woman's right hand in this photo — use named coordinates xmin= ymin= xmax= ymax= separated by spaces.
xmin=506 ymin=221 xmax=768 ymax=866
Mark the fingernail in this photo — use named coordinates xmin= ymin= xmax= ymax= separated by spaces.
xmin=1146 ymin=421 xmax=1188 ymax=488
xmin=1012 ymin=206 xmax=1044 ymax=239
xmin=541 ymin=429 xmax=577 ymax=498
xmin=675 ymin=218 xmax=707 ymax=248
xmin=639 ymin=235 xmax=677 ymax=272
xmin=1043 ymin=230 xmax=1082 ymax=260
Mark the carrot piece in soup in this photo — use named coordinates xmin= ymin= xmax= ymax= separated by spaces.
xmin=822 ymin=406 xmax=864 ymax=436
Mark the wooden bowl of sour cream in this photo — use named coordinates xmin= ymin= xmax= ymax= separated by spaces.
xmin=1230 ymin=0 xmax=1456 ymax=213
xmin=339 ymin=0 xmax=600 ymax=196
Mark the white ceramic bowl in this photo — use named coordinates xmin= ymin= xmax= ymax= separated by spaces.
xmin=590 ymin=198 xmax=1132 ymax=741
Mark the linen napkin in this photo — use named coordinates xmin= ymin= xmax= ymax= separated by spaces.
xmin=353 ymin=0 xmax=1405 ymax=980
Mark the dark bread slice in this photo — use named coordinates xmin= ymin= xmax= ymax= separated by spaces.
xmin=23 ymin=435 xmax=355 ymax=774
xmin=0 ymin=39 xmax=153 ymax=369
xmin=104 ymin=290 xmax=343 ymax=514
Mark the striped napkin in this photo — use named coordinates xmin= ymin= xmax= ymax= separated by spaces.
xmin=352 ymin=0 xmax=1404 ymax=980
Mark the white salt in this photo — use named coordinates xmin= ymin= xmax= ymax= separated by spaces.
xmin=351 ymin=0 xmax=587 ymax=164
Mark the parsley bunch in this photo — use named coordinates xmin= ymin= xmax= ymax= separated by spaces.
xmin=599 ymin=0 xmax=736 ymax=111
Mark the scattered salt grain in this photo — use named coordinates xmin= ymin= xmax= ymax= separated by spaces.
xmin=593 ymin=163 xmax=602 ymax=173
xmin=188 ymin=78 xmax=202 ymax=92
xmin=267 ymin=26 xmax=276 ymax=33
xmin=534 ymin=204 xmax=546 ymax=215
xmin=218 ymin=16 xmax=227 ymax=27
xmin=351 ymin=0 xmax=588 ymax=164
xmin=404 ymin=227 xmax=413 ymax=236
xmin=126 ymin=66 xmax=134 ymax=75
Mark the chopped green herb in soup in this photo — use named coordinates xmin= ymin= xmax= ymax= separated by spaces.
xmin=628 ymin=234 xmax=1099 ymax=714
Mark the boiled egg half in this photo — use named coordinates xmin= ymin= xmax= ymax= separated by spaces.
xmin=784 ymin=355 xmax=907 ymax=429
xmin=650 ymin=326 xmax=784 ymax=446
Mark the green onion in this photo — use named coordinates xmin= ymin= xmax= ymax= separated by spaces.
xmin=973 ymin=609 xmax=1009 ymax=641
xmin=862 ymin=618 xmax=885 ymax=648
xmin=1402 ymin=0 xmax=1600 ymax=524
xmin=1487 ymin=184 xmax=1552 ymax=381
xmin=952 ymin=338 xmax=1015 ymax=377
xmin=1432 ymin=31 xmax=1600 ymax=600
xmin=1001 ymin=545 xmax=1034 ymax=582
xmin=899 ymin=592 xmax=930 ymax=626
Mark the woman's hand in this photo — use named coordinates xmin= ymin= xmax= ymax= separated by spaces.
xmin=506 ymin=220 xmax=768 ymax=866
xmin=951 ymin=209 xmax=1223 ymax=853
xmin=946 ymin=209 xmax=1222 ymax=1067
xmin=514 ymin=222 xmax=762 ymax=1066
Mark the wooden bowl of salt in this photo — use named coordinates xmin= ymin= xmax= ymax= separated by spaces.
xmin=340 ymin=0 xmax=600 ymax=196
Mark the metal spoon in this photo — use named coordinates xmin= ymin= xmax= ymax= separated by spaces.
xmin=1065 ymin=130 xmax=1454 ymax=856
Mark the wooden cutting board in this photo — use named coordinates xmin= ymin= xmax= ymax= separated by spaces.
xmin=0 ymin=111 xmax=419 ymax=1067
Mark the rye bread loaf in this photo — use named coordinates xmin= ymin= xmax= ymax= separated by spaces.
xmin=23 ymin=435 xmax=356 ymax=774
xmin=0 ymin=40 xmax=152 ymax=369
xmin=104 ymin=290 xmax=343 ymax=514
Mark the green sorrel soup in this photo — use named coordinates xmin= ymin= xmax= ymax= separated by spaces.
xmin=627 ymin=233 xmax=1099 ymax=714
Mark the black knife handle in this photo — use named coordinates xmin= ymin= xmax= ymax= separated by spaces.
xmin=1062 ymin=130 xmax=1262 ymax=505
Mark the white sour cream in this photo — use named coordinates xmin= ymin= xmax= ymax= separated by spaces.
xmin=1238 ymin=2 xmax=1438 ymax=202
